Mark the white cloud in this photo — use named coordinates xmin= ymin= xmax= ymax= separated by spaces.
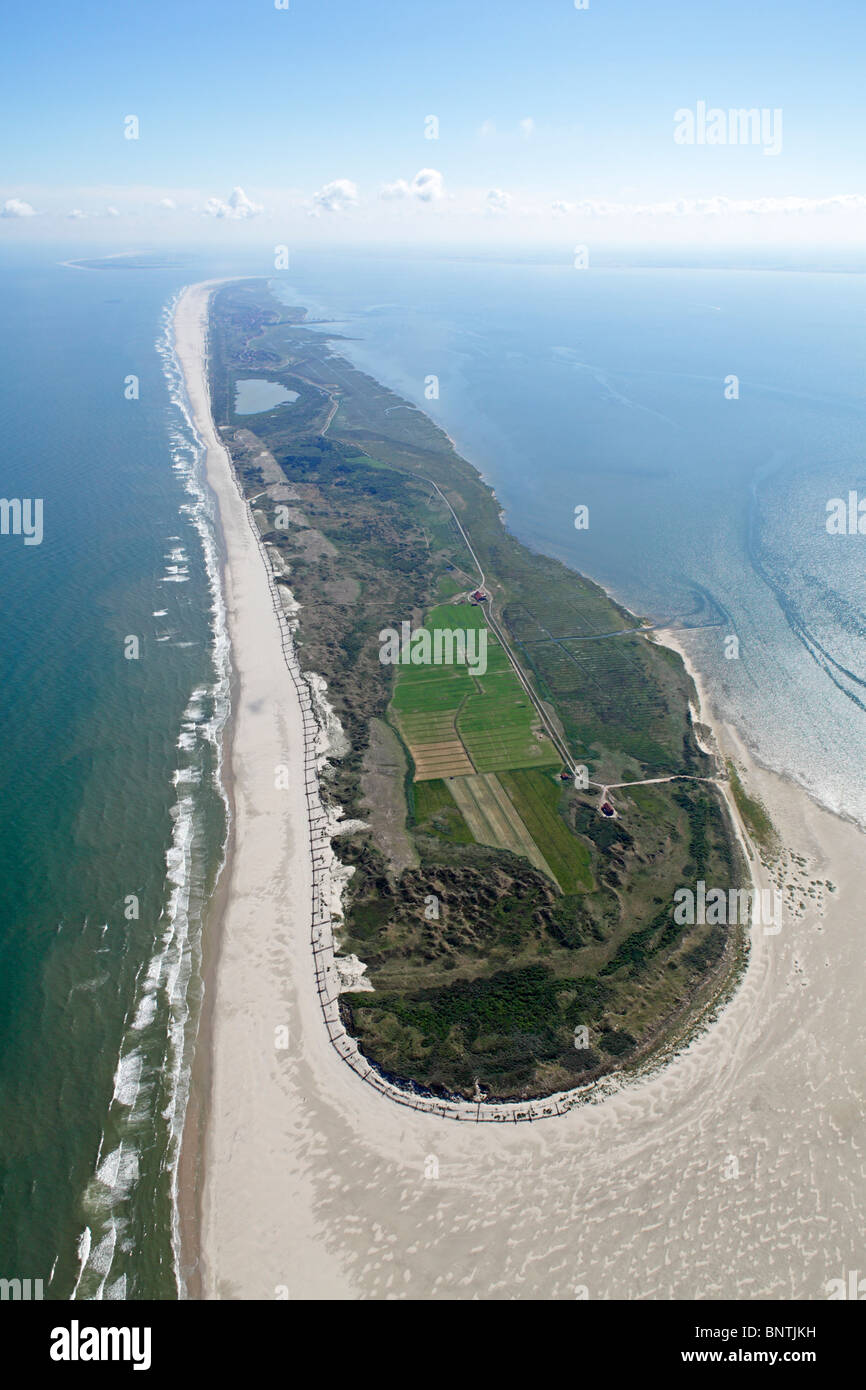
xmin=485 ymin=187 xmax=512 ymax=215
xmin=380 ymin=179 xmax=410 ymax=200
xmin=204 ymin=185 xmax=263 ymax=220
xmin=158 ymin=197 xmax=177 ymax=210
xmin=1 ymin=198 xmax=36 ymax=218
xmin=411 ymin=168 xmax=444 ymax=203
xmin=519 ymin=117 xmax=535 ymax=138
xmin=479 ymin=120 xmax=496 ymax=138
xmin=67 ymin=208 xmax=86 ymax=219
xmin=551 ymin=200 xmax=574 ymax=216
xmin=105 ymin=206 xmax=120 ymax=218
xmin=380 ymin=169 xmax=444 ymax=204
xmin=311 ymin=178 xmax=359 ymax=215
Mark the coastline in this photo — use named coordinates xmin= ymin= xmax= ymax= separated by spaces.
xmin=652 ymin=626 xmax=759 ymax=876
xmin=175 ymin=280 xmax=866 ymax=1300
xmin=174 ymin=282 xmax=352 ymax=1297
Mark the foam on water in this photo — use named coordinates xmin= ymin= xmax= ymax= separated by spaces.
xmin=111 ymin=1050 xmax=144 ymax=1110
xmin=71 ymin=292 xmax=232 ymax=1300
xmin=70 ymin=1229 xmax=91 ymax=1298
xmin=157 ymin=293 xmax=232 ymax=1292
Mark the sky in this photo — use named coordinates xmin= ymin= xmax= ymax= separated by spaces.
xmin=2 ymin=0 xmax=865 ymax=255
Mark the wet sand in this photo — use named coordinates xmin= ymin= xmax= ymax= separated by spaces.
xmin=175 ymin=281 xmax=866 ymax=1301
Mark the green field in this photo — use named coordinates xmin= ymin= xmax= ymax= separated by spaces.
xmin=457 ymin=663 xmax=557 ymax=772
xmin=412 ymin=778 xmax=475 ymax=843
xmin=391 ymin=604 xmax=559 ymax=776
xmin=389 ymin=604 xmax=488 ymax=710
xmin=497 ymin=769 xmax=594 ymax=893
xmin=413 ymin=779 xmax=459 ymax=818
xmin=389 ymin=605 xmax=588 ymax=888
xmin=446 ymin=773 xmax=560 ymax=885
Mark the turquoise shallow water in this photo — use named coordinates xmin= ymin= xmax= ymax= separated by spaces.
xmin=1 ymin=245 xmax=863 ymax=1299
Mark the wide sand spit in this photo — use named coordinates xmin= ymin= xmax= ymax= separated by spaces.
xmin=174 ymin=281 xmax=866 ymax=1301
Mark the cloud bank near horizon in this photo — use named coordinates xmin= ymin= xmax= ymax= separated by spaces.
xmin=3 ymin=178 xmax=866 ymax=250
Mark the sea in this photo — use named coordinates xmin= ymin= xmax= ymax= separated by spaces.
xmin=0 ymin=242 xmax=863 ymax=1298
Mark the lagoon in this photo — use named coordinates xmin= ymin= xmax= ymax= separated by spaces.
xmin=233 ymin=378 xmax=299 ymax=415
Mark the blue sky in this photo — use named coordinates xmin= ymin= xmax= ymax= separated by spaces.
xmin=2 ymin=0 xmax=865 ymax=249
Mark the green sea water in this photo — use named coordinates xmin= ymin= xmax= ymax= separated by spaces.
xmin=0 ymin=248 xmax=231 ymax=1298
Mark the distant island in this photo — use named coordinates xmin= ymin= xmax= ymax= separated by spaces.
xmin=207 ymin=279 xmax=751 ymax=1104
xmin=63 ymin=253 xmax=190 ymax=271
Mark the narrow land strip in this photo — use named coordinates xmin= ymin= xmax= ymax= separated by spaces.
xmin=178 ymin=281 xmax=866 ymax=1301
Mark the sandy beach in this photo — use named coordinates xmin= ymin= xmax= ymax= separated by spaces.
xmin=175 ymin=281 xmax=866 ymax=1301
